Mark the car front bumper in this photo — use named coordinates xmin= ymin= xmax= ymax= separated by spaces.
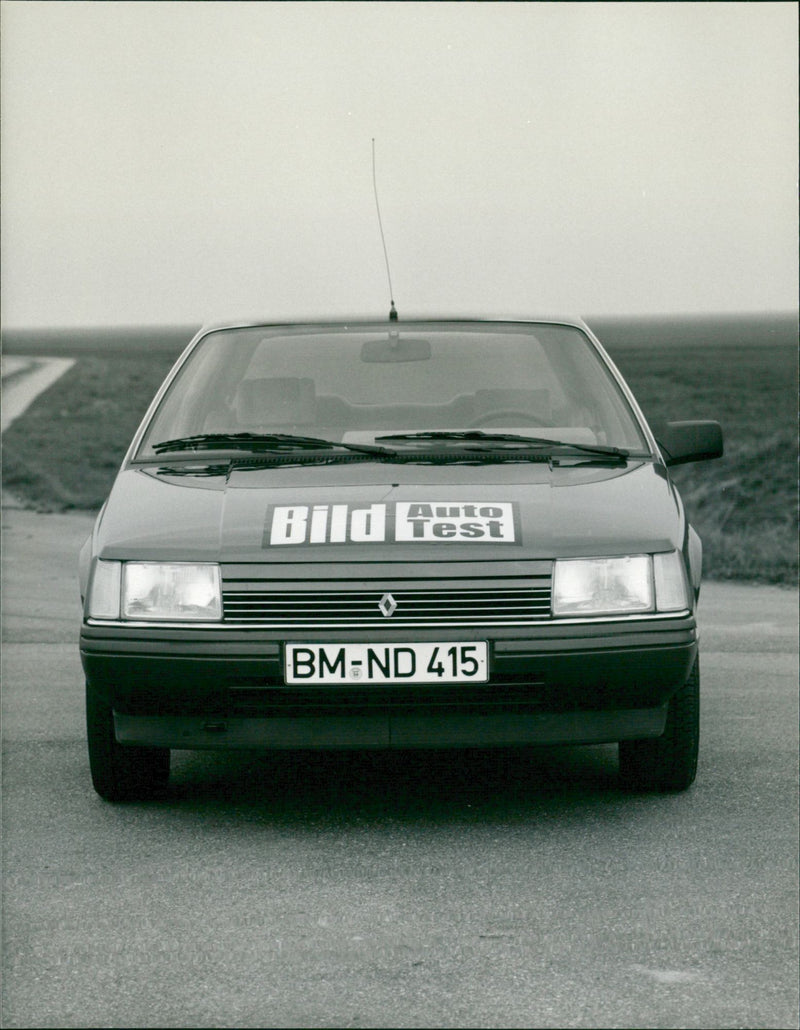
xmin=80 ymin=613 xmax=697 ymax=750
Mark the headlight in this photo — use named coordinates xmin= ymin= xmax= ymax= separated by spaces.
xmin=552 ymin=552 xmax=690 ymax=617
xmin=87 ymin=560 xmax=222 ymax=621
xmin=553 ymin=555 xmax=653 ymax=616
xmin=123 ymin=563 xmax=222 ymax=620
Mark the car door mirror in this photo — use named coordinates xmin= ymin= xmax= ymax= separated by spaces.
xmin=656 ymin=420 xmax=723 ymax=466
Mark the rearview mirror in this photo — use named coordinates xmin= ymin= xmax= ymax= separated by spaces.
xmin=656 ymin=420 xmax=723 ymax=466
xmin=360 ymin=334 xmax=431 ymax=363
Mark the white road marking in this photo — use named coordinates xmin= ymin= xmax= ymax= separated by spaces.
xmin=631 ymin=965 xmax=705 ymax=985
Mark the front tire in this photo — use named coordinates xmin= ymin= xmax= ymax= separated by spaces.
xmin=86 ymin=682 xmax=170 ymax=801
xmin=619 ymin=658 xmax=699 ymax=792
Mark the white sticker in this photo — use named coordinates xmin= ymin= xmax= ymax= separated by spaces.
xmin=394 ymin=502 xmax=516 ymax=542
xmin=264 ymin=502 xmax=519 ymax=546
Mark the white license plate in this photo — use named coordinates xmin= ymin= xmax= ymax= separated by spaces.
xmin=285 ymin=642 xmax=489 ymax=684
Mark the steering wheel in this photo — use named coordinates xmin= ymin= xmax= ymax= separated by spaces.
xmin=468 ymin=411 xmax=549 ymax=429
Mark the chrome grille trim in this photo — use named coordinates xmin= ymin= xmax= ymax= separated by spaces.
xmin=222 ymin=585 xmax=551 ymax=627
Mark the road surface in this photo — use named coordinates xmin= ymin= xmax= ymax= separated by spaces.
xmin=1 ymin=503 xmax=798 ymax=1029
xmin=1 ymin=356 xmax=76 ymax=432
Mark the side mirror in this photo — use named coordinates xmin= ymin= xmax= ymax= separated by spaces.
xmin=656 ymin=420 xmax=723 ymax=466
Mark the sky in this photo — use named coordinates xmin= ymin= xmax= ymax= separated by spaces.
xmin=1 ymin=0 xmax=797 ymax=328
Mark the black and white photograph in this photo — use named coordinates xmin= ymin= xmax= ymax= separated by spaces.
xmin=2 ymin=2 xmax=797 ymax=1028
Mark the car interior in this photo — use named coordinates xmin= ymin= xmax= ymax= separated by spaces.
xmin=201 ymin=377 xmax=599 ymax=445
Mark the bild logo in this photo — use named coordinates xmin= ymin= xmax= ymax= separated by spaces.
xmin=264 ymin=502 xmax=519 ymax=546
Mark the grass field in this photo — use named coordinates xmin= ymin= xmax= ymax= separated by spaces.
xmin=2 ymin=315 xmax=797 ymax=583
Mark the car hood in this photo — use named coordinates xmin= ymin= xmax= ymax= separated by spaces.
xmin=94 ymin=458 xmax=683 ymax=563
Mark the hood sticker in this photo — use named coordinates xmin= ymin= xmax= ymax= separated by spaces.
xmin=263 ymin=502 xmax=521 ymax=547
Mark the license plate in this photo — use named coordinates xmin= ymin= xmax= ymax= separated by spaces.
xmin=285 ymin=642 xmax=489 ymax=684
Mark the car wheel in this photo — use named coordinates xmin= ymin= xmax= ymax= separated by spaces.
xmin=619 ymin=658 xmax=699 ymax=792
xmin=86 ymin=682 xmax=170 ymax=801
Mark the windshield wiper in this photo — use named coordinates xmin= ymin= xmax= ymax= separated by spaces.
xmin=374 ymin=430 xmax=629 ymax=459
xmin=151 ymin=432 xmax=396 ymax=457
xmin=150 ymin=430 xmax=629 ymax=465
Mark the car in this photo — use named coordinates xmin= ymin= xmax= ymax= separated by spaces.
xmin=79 ymin=316 xmax=723 ymax=801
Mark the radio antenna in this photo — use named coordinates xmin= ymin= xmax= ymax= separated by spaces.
xmin=372 ymin=138 xmax=398 ymax=321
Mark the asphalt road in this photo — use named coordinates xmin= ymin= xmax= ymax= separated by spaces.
xmin=2 ymin=502 xmax=798 ymax=1029
xmin=0 ymin=356 xmax=76 ymax=432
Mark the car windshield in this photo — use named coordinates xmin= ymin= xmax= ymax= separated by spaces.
xmin=135 ymin=321 xmax=650 ymax=459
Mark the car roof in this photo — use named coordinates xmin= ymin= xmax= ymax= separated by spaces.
xmin=195 ymin=313 xmax=591 ymax=334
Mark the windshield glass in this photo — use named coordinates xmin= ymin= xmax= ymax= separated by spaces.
xmin=135 ymin=321 xmax=649 ymax=458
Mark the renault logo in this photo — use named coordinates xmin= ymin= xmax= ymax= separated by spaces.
xmin=378 ymin=592 xmax=397 ymax=618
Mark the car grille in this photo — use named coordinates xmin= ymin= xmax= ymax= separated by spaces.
xmin=226 ymin=677 xmax=549 ymax=717
xmin=222 ymin=583 xmax=552 ymax=627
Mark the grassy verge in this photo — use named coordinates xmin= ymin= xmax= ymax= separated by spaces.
xmin=2 ymin=331 xmax=797 ymax=584
xmin=2 ymin=353 xmax=176 ymax=510
xmin=609 ymin=344 xmax=797 ymax=585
